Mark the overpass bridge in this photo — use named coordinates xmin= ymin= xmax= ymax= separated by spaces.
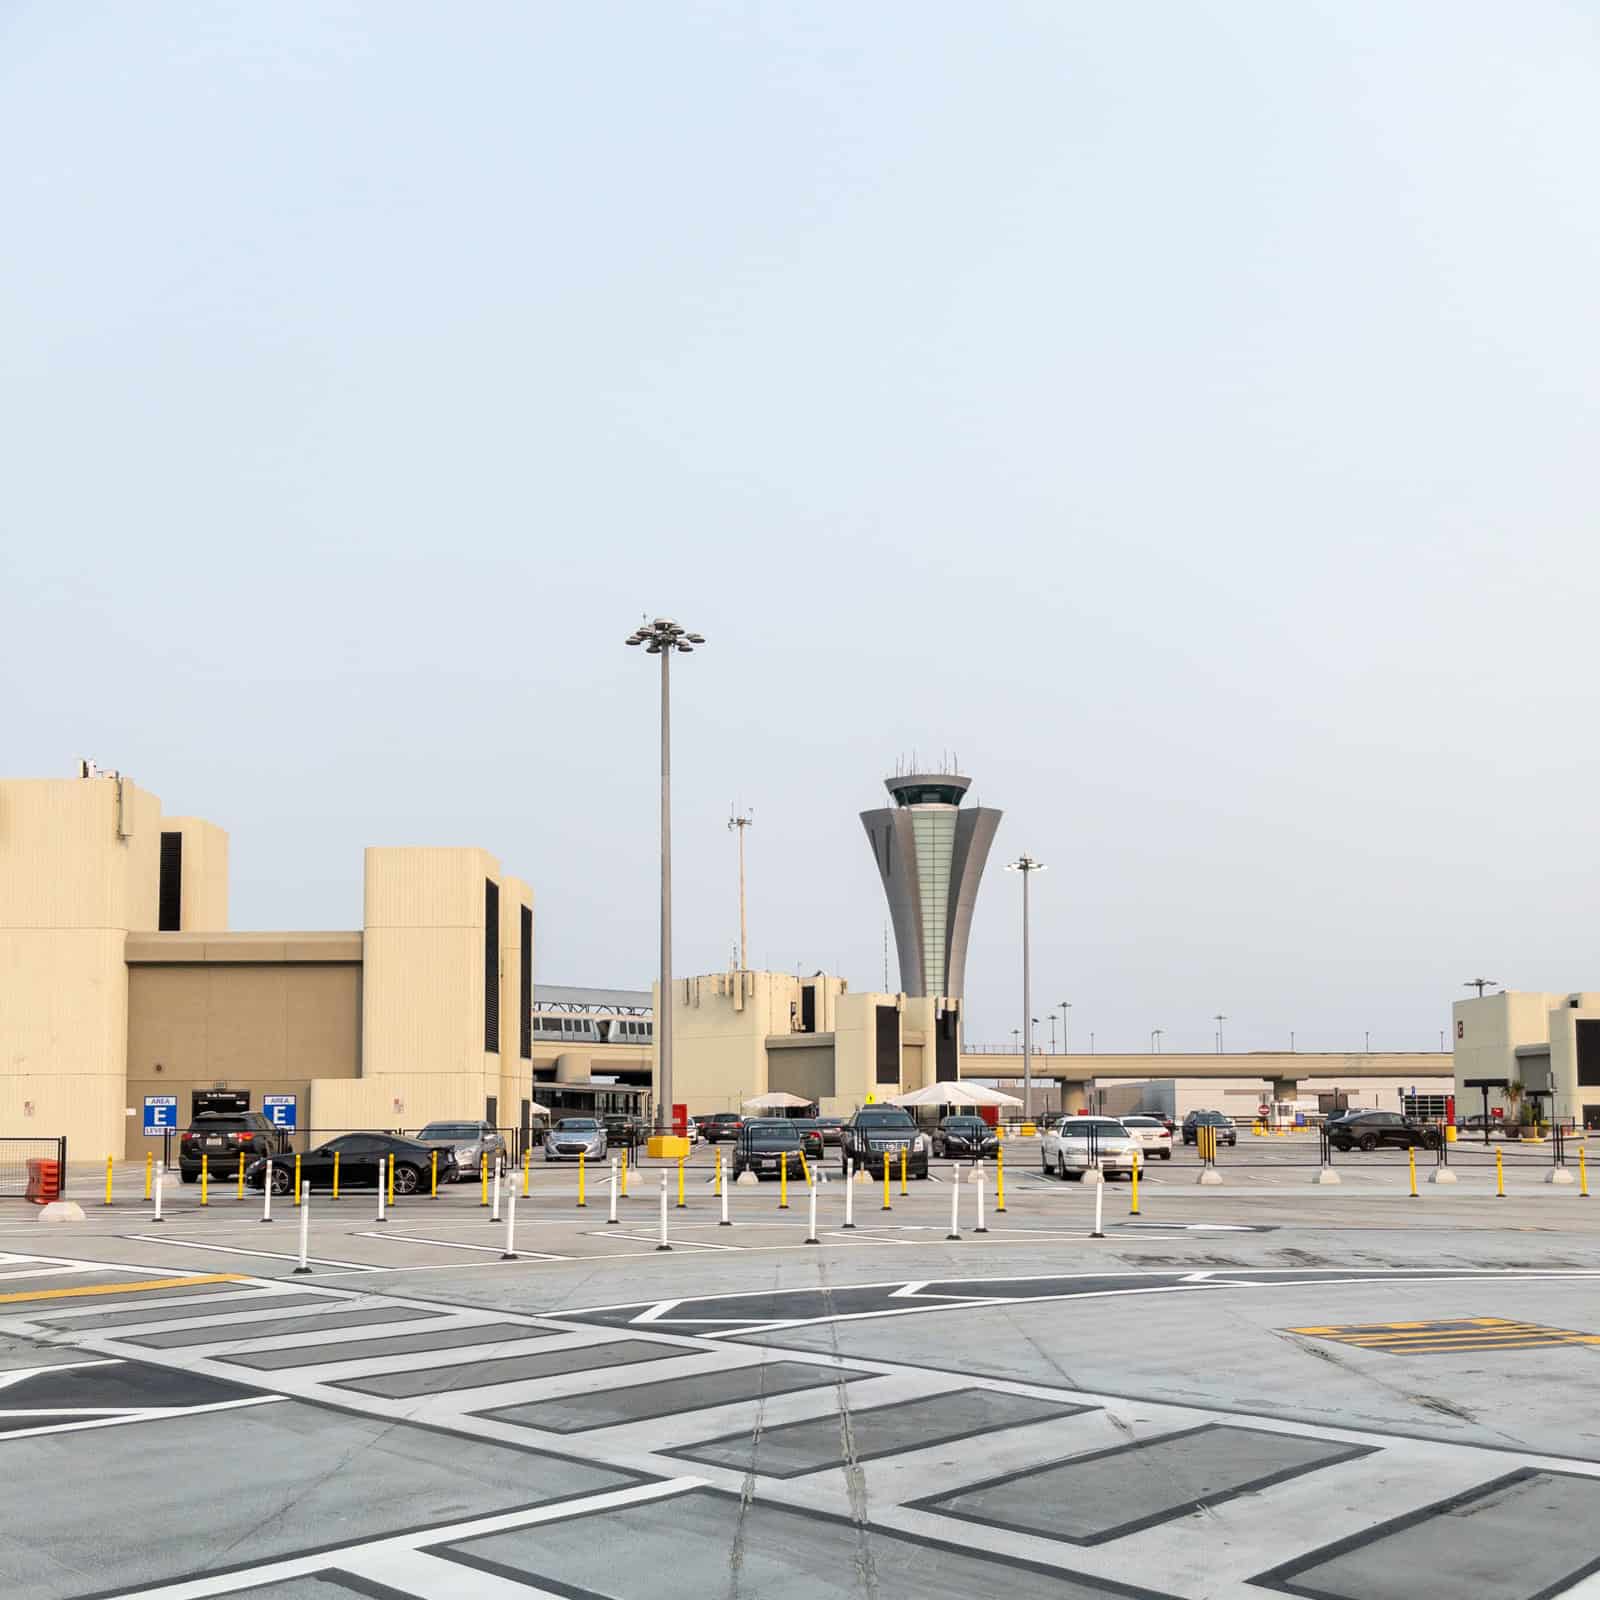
xmin=961 ymin=1050 xmax=1451 ymax=1101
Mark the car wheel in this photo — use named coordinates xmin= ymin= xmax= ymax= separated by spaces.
xmin=393 ymin=1164 xmax=422 ymax=1195
xmin=1041 ymin=1150 xmax=1050 ymax=1172
xmin=269 ymin=1165 xmax=293 ymax=1195
xmin=1160 ymin=1150 xmax=1172 ymax=1160
xmin=1358 ymin=1134 xmax=1377 ymax=1152
xmin=180 ymin=1170 xmax=197 ymax=1185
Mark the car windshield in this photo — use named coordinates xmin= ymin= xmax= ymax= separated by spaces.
xmin=1123 ymin=1117 xmax=1161 ymax=1127
xmin=943 ymin=1119 xmax=986 ymax=1132
xmin=1192 ymin=1112 xmax=1229 ymax=1124
xmin=1062 ymin=1119 xmax=1128 ymax=1135
xmin=855 ymin=1110 xmax=914 ymax=1127
xmin=420 ymin=1123 xmax=480 ymax=1139
xmin=746 ymin=1122 xmax=802 ymax=1147
xmin=555 ymin=1119 xmax=598 ymax=1132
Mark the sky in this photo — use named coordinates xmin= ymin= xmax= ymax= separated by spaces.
xmin=4 ymin=2 xmax=1598 ymax=1056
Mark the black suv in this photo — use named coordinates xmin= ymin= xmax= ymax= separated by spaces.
xmin=840 ymin=1106 xmax=928 ymax=1178
xmin=700 ymin=1112 xmax=745 ymax=1143
xmin=1181 ymin=1110 xmax=1238 ymax=1147
xmin=1326 ymin=1110 xmax=1441 ymax=1153
xmin=179 ymin=1111 xmax=291 ymax=1182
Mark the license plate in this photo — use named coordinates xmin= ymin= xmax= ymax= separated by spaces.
xmin=204 ymin=1136 xmax=226 ymax=1149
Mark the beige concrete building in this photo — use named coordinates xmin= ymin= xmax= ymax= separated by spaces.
xmin=1 ymin=770 xmax=535 ymax=1158
xmin=1453 ymin=990 xmax=1600 ymax=1128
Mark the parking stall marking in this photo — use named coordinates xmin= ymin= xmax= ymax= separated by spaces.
xmin=0 ymin=1272 xmax=246 ymax=1304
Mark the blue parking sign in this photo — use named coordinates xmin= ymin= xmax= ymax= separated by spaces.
xmin=263 ymin=1094 xmax=297 ymax=1132
xmin=143 ymin=1095 xmax=178 ymax=1136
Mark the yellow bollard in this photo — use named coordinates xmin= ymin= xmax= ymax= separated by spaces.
xmin=144 ymin=1151 xmax=153 ymax=1200
xmin=1581 ymin=1147 xmax=1589 ymax=1199
xmin=332 ymin=1151 xmax=341 ymax=1201
xmin=1496 ymin=1146 xmax=1505 ymax=1198
xmin=294 ymin=1153 xmax=303 ymax=1206
xmin=578 ymin=1151 xmax=587 ymax=1208
xmin=996 ymin=1145 xmax=1006 ymax=1213
xmin=780 ymin=1152 xmax=790 ymax=1209
xmin=900 ymin=1145 xmax=908 ymax=1195
xmin=1408 ymin=1146 xmax=1418 ymax=1199
xmin=105 ymin=1155 xmax=114 ymax=1206
xmin=714 ymin=1150 xmax=723 ymax=1197
xmin=620 ymin=1145 xmax=629 ymax=1198
xmin=387 ymin=1153 xmax=396 ymax=1207
xmin=431 ymin=1150 xmax=438 ymax=1198
xmin=798 ymin=1148 xmax=811 ymax=1186
xmin=201 ymin=1153 xmax=209 ymax=1206
xmin=523 ymin=1146 xmax=530 ymax=1198
xmin=1130 ymin=1149 xmax=1140 ymax=1215
xmin=237 ymin=1151 xmax=245 ymax=1199
xmin=480 ymin=1152 xmax=489 ymax=1207
xmin=882 ymin=1156 xmax=892 ymax=1211
xmin=677 ymin=1156 xmax=686 ymax=1209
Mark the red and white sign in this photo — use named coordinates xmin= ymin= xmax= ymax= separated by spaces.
xmin=1258 ymin=1104 xmax=1271 ymax=1118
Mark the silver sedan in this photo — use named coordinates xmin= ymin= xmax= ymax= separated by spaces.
xmin=544 ymin=1117 xmax=608 ymax=1162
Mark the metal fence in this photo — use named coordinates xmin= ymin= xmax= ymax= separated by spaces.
xmin=0 ymin=1136 xmax=68 ymax=1198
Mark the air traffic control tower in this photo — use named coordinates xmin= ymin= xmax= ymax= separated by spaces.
xmin=861 ymin=770 xmax=1002 ymax=999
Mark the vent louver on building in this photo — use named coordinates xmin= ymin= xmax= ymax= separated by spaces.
xmin=484 ymin=879 xmax=500 ymax=1053
xmin=158 ymin=831 xmax=183 ymax=931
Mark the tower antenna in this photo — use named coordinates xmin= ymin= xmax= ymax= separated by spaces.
xmin=728 ymin=806 xmax=754 ymax=970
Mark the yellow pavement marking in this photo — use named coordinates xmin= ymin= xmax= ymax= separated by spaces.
xmin=0 ymin=1273 xmax=244 ymax=1304
xmin=1289 ymin=1316 xmax=1600 ymax=1354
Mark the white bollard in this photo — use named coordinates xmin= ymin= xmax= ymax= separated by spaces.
xmin=975 ymin=1164 xmax=988 ymax=1234
xmin=842 ymin=1160 xmax=855 ymax=1229
xmin=151 ymin=1161 xmax=165 ymax=1224
xmin=656 ymin=1170 xmax=672 ymax=1252
xmin=1091 ymin=1168 xmax=1106 ymax=1238
xmin=262 ymin=1161 xmax=273 ymax=1224
xmin=376 ymin=1162 xmax=386 ymax=1223
xmin=946 ymin=1172 xmax=962 ymax=1241
xmin=293 ymin=1183 xmax=312 ymax=1273
xmin=719 ymin=1161 xmax=731 ymax=1228
xmin=608 ymin=1158 xmax=620 ymax=1225
xmin=502 ymin=1176 xmax=518 ymax=1260
xmin=806 ymin=1177 xmax=819 ymax=1244
xmin=491 ymin=1158 xmax=502 ymax=1223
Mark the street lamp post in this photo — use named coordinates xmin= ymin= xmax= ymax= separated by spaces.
xmin=1150 ymin=1028 xmax=1164 ymax=1054
xmin=625 ymin=618 xmax=705 ymax=1135
xmin=1214 ymin=1013 xmax=1227 ymax=1055
xmin=1060 ymin=1000 xmax=1071 ymax=1056
xmin=1005 ymin=854 xmax=1047 ymax=1124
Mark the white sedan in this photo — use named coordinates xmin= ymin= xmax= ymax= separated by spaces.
xmin=1040 ymin=1116 xmax=1141 ymax=1180
xmin=1119 ymin=1115 xmax=1173 ymax=1160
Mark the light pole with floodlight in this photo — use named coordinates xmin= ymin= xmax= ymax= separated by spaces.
xmin=625 ymin=617 xmax=704 ymax=1135
xmin=1005 ymin=854 xmax=1046 ymax=1122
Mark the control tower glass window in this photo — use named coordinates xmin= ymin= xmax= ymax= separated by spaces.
xmin=912 ymin=810 xmax=956 ymax=996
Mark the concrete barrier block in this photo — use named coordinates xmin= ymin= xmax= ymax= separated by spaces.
xmin=37 ymin=1200 xmax=86 ymax=1222
xmin=735 ymin=1170 xmax=759 ymax=1186
xmin=1429 ymin=1168 xmax=1458 ymax=1184
xmin=1547 ymin=1167 xmax=1575 ymax=1185
xmin=1197 ymin=1168 xmax=1224 ymax=1186
xmin=1313 ymin=1166 xmax=1341 ymax=1185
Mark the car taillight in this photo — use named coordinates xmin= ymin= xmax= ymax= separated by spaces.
xmin=181 ymin=1132 xmax=197 ymax=1146
xmin=231 ymin=1131 xmax=252 ymax=1141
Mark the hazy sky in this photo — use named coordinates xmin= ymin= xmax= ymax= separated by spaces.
xmin=5 ymin=3 xmax=1598 ymax=1055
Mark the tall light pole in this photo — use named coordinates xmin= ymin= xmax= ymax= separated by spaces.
xmin=1005 ymin=854 xmax=1046 ymax=1123
xmin=1048 ymin=1014 xmax=1057 ymax=1055
xmin=1214 ymin=1013 xmax=1227 ymax=1054
xmin=1150 ymin=1028 xmax=1164 ymax=1054
xmin=1060 ymin=1000 xmax=1071 ymax=1056
xmin=625 ymin=617 xmax=704 ymax=1135
xmin=1464 ymin=977 xmax=1498 ymax=997
xmin=728 ymin=807 xmax=753 ymax=970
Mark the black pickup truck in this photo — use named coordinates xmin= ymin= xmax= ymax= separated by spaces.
xmin=839 ymin=1106 xmax=929 ymax=1179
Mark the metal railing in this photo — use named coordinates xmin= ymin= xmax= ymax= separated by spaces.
xmin=0 ymin=1136 xmax=68 ymax=1198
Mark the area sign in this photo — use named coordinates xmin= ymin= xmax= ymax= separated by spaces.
xmin=263 ymin=1094 xmax=298 ymax=1131
xmin=143 ymin=1094 xmax=179 ymax=1136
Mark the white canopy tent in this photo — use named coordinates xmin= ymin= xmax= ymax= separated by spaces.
xmin=890 ymin=1082 xmax=1022 ymax=1109
xmin=741 ymin=1091 xmax=814 ymax=1110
